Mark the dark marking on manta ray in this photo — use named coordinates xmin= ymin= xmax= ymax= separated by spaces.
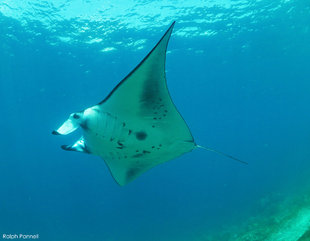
xmin=141 ymin=81 xmax=159 ymax=108
xmin=127 ymin=167 xmax=140 ymax=180
xmin=132 ymin=153 xmax=143 ymax=158
xmin=136 ymin=131 xmax=147 ymax=140
xmin=83 ymin=144 xmax=91 ymax=154
xmin=117 ymin=141 xmax=125 ymax=149
xmin=73 ymin=113 xmax=80 ymax=119
xmin=61 ymin=145 xmax=72 ymax=151
xmin=52 ymin=130 xmax=60 ymax=135
xmin=80 ymin=120 xmax=88 ymax=131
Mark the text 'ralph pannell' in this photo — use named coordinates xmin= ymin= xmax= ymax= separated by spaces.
xmin=2 ymin=234 xmax=39 ymax=240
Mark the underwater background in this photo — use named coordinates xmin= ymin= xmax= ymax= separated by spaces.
xmin=1 ymin=0 xmax=310 ymax=240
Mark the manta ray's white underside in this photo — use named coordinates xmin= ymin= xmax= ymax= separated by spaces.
xmin=53 ymin=22 xmax=196 ymax=186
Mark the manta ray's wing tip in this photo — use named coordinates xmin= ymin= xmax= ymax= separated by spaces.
xmin=170 ymin=21 xmax=176 ymax=29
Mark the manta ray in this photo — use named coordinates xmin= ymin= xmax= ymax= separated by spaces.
xmin=53 ymin=22 xmax=246 ymax=186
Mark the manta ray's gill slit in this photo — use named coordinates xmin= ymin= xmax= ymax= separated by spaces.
xmin=80 ymin=119 xmax=89 ymax=131
xmin=132 ymin=153 xmax=143 ymax=158
xmin=132 ymin=149 xmax=151 ymax=158
xmin=99 ymin=111 xmax=132 ymax=150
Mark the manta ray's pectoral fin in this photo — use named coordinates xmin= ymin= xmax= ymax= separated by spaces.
xmin=52 ymin=112 xmax=82 ymax=135
xmin=61 ymin=137 xmax=90 ymax=154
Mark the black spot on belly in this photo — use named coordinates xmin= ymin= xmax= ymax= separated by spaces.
xmin=135 ymin=131 xmax=147 ymax=140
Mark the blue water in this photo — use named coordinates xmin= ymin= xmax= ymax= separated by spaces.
xmin=1 ymin=0 xmax=310 ymax=240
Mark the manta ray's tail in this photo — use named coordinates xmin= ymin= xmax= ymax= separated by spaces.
xmin=196 ymin=144 xmax=248 ymax=165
